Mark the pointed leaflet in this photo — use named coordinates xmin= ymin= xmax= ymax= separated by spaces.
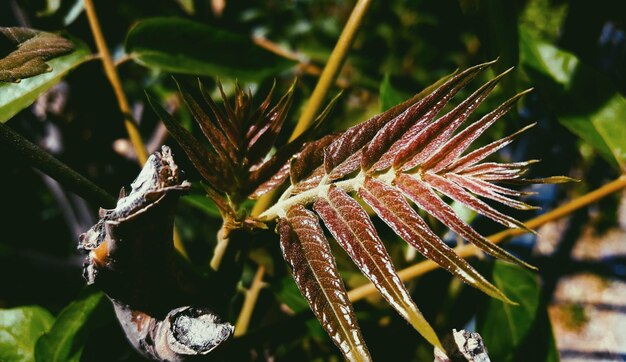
xmin=198 ymin=80 xmax=240 ymax=149
xmin=245 ymin=80 xmax=276 ymax=141
xmin=147 ymin=93 xmax=232 ymax=192
xmin=365 ymin=61 xmax=495 ymax=172
xmin=313 ymin=185 xmax=441 ymax=348
xmin=246 ymin=93 xmax=339 ymax=195
xmin=249 ymin=160 xmax=291 ymax=199
xmin=423 ymin=172 xmax=533 ymax=232
xmin=175 ymin=78 xmax=237 ymax=166
xmin=358 ymin=177 xmax=512 ymax=303
xmin=394 ymin=68 xmax=512 ymax=171
xmin=245 ymin=79 xmax=296 ymax=167
xmin=323 ymin=64 xmax=469 ymax=174
xmin=290 ymin=134 xmax=338 ymax=184
xmin=446 ymin=174 xmax=538 ymax=211
xmin=395 ymin=173 xmax=535 ymax=270
xmin=279 ymin=206 xmax=371 ymax=362
xmin=461 ymin=162 xmax=532 ymax=181
xmin=423 ymin=90 xmax=532 ymax=173
xmin=448 ymin=123 xmax=536 ymax=173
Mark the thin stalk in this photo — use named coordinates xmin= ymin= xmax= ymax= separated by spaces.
xmin=347 ymin=175 xmax=626 ymax=302
xmin=0 ymin=122 xmax=115 ymax=208
xmin=83 ymin=0 xmax=187 ymax=257
xmin=83 ymin=0 xmax=149 ymax=165
xmin=234 ymin=264 xmax=266 ymax=336
xmin=289 ymin=0 xmax=372 ymax=141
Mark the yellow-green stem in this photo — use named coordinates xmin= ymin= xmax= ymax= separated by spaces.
xmin=289 ymin=0 xmax=372 ymax=141
xmin=234 ymin=264 xmax=266 ymax=336
xmin=347 ymin=175 xmax=626 ymax=302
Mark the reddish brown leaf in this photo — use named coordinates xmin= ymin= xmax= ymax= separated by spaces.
xmin=175 ymin=79 xmax=237 ymax=166
xmin=146 ymin=93 xmax=231 ymax=192
xmin=422 ymin=90 xmax=531 ymax=173
xmin=460 ymin=162 xmax=532 ymax=181
xmin=446 ymin=174 xmax=538 ymax=210
xmin=448 ymin=123 xmax=536 ymax=172
xmin=363 ymin=61 xmax=496 ymax=172
xmin=245 ymin=80 xmax=276 ymax=136
xmin=279 ymin=206 xmax=371 ymax=362
xmin=246 ymin=94 xmax=338 ymax=195
xmin=314 ymin=185 xmax=441 ymax=348
xmin=394 ymin=69 xmax=511 ymax=171
xmin=323 ymin=66 xmax=463 ymax=174
xmin=290 ymin=134 xmax=338 ymax=184
xmin=246 ymin=80 xmax=296 ymax=167
xmin=394 ymin=173 xmax=535 ymax=270
xmin=423 ymin=172 xmax=533 ymax=232
xmin=198 ymin=80 xmax=240 ymax=150
xmin=249 ymin=160 xmax=291 ymax=199
xmin=358 ymin=177 xmax=512 ymax=303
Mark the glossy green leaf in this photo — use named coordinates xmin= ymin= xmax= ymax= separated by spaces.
xmin=0 ymin=35 xmax=91 ymax=123
xmin=379 ymin=74 xmax=405 ymax=112
xmin=0 ymin=306 xmax=54 ymax=362
xmin=126 ymin=18 xmax=295 ymax=81
xmin=35 ymin=289 xmax=107 ymax=362
xmin=477 ymin=261 xmax=559 ymax=362
xmin=182 ymin=193 xmax=222 ymax=218
xmin=520 ymin=28 xmax=626 ymax=171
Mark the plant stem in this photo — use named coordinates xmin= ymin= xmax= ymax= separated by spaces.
xmin=234 ymin=264 xmax=266 ymax=336
xmin=347 ymin=175 xmax=626 ymax=302
xmin=83 ymin=0 xmax=148 ymax=165
xmin=289 ymin=0 xmax=372 ymax=141
xmin=0 ymin=123 xmax=115 ymax=208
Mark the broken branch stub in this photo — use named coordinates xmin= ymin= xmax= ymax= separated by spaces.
xmin=79 ymin=146 xmax=234 ymax=361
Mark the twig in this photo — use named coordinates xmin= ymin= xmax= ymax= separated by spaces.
xmin=234 ymin=265 xmax=266 ymax=336
xmin=347 ymin=175 xmax=626 ymax=302
xmin=83 ymin=0 xmax=148 ymax=164
xmin=0 ymin=122 xmax=115 ymax=208
xmin=289 ymin=0 xmax=372 ymax=141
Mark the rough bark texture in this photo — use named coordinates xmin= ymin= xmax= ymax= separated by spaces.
xmin=79 ymin=146 xmax=234 ymax=361
xmin=434 ymin=329 xmax=491 ymax=362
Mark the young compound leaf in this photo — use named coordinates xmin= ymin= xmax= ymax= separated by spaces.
xmin=314 ymin=185 xmax=441 ymax=348
xmin=0 ymin=306 xmax=54 ymax=362
xmin=279 ymin=205 xmax=371 ymax=362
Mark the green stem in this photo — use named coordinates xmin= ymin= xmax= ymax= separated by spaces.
xmin=0 ymin=122 xmax=115 ymax=208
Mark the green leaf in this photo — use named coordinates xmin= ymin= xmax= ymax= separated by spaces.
xmin=35 ymin=288 xmax=107 ymax=362
xmin=520 ymin=28 xmax=626 ymax=171
xmin=126 ymin=18 xmax=295 ymax=81
xmin=0 ymin=306 xmax=55 ymax=362
xmin=477 ymin=261 xmax=559 ymax=362
xmin=379 ymin=74 xmax=405 ymax=112
xmin=181 ymin=193 xmax=222 ymax=218
xmin=0 ymin=35 xmax=91 ymax=123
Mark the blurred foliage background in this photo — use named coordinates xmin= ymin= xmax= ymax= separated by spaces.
xmin=0 ymin=0 xmax=625 ymax=361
